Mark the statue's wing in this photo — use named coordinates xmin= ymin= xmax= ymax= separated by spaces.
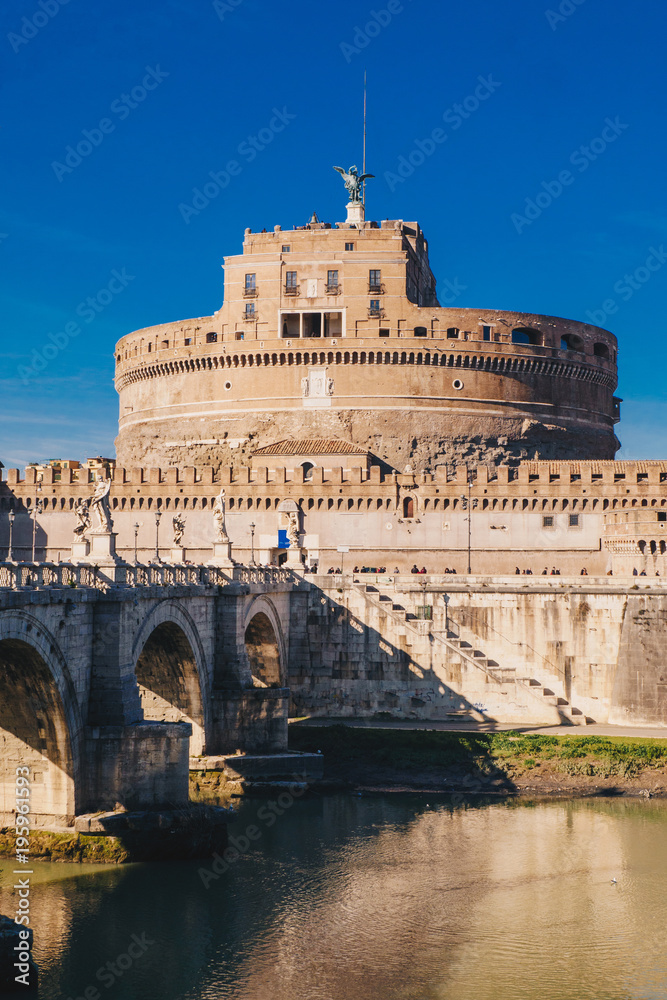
xmin=359 ymin=173 xmax=375 ymax=182
xmin=333 ymin=166 xmax=346 ymax=176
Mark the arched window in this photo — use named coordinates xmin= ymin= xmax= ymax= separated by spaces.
xmin=403 ymin=496 xmax=414 ymax=518
xmin=512 ymin=328 xmax=542 ymax=346
xmin=593 ymin=342 xmax=610 ymax=359
xmin=446 ymin=327 xmax=459 ymax=339
xmin=561 ymin=334 xmax=584 ymax=351
xmin=301 ymin=462 xmax=314 ymax=481
xmin=414 ymin=326 xmax=428 ymax=338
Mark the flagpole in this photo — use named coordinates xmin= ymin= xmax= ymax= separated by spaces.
xmin=363 ymin=70 xmax=367 ymax=209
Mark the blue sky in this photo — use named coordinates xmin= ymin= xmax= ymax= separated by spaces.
xmin=1 ymin=0 xmax=666 ymax=469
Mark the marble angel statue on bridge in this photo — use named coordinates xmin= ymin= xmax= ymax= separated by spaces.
xmin=173 ymin=513 xmax=187 ymax=546
xmin=89 ymin=477 xmax=113 ymax=533
xmin=213 ymin=489 xmax=229 ymax=543
xmin=73 ymin=498 xmax=91 ymax=539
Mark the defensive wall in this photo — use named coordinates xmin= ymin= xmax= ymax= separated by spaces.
xmin=1 ymin=459 xmax=666 ymax=576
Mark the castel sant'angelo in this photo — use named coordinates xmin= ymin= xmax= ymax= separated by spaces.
xmin=3 ymin=170 xmax=666 ymax=575
xmin=115 ymin=172 xmax=621 ymax=474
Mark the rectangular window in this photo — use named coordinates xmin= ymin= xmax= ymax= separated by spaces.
xmin=543 ymin=515 xmax=554 ymax=528
xmin=658 ymin=512 xmax=667 ymax=522
xmin=285 ymin=271 xmax=297 ymax=288
xmin=282 ymin=245 xmax=291 ymax=253
xmin=345 ymin=242 xmax=355 ymax=251
xmin=244 ymin=273 xmax=256 ymax=290
xmin=327 ymin=270 xmax=339 ymax=286
xmin=482 ymin=325 xmax=491 ymax=341
xmin=379 ymin=329 xmax=390 ymax=337
xmin=369 ymin=269 xmax=381 ymax=289
xmin=245 ymin=303 xmax=255 ymax=317
xmin=370 ymin=299 xmax=380 ymax=312
xmin=184 ymin=337 xmax=192 ymax=346
xmin=569 ymin=514 xmax=580 ymax=527
xmin=206 ymin=332 xmax=217 ymax=343
xmin=447 ymin=327 xmax=459 ymax=339
xmin=235 ymin=331 xmax=244 ymax=340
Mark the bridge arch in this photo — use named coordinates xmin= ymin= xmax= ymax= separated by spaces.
xmin=0 ymin=612 xmax=81 ymax=824
xmin=244 ymin=597 xmax=286 ymax=688
xmin=132 ymin=602 xmax=209 ymax=756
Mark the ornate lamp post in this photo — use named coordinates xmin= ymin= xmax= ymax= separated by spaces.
xmin=7 ymin=510 xmax=15 ymax=562
xmin=250 ymin=522 xmax=256 ymax=567
xmin=154 ymin=511 xmax=162 ymax=563
xmin=133 ymin=522 xmax=141 ymax=565
xmin=459 ymin=475 xmax=478 ymax=575
xmin=31 ymin=486 xmax=43 ymax=564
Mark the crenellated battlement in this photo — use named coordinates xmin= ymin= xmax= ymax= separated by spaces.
xmin=2 ymin=459 xmax=666 ymax=511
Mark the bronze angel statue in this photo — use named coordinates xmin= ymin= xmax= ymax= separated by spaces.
xmin=333 ymin=164 xmax=374 ymax=203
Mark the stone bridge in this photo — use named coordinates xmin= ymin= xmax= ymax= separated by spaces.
xmin=2 ymin=561 xmax=667 ymax=828
xmin=0 ymin=563 xmax=295 ymax=827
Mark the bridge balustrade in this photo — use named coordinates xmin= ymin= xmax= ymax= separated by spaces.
xmin=0 ymin=561 xmax=296 ymax=590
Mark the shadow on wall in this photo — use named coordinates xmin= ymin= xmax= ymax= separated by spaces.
xmin=287 ymin=586 xmax=498 ymax=725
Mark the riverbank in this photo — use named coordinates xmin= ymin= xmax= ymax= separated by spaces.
xmin=289 ymin=724 xmax=667 ymax=797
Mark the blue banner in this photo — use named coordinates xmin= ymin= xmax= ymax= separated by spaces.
xmin=278 ymin=529 xmax=290 ymax=549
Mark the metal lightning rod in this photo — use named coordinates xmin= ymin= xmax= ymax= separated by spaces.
xmin=363 ymin=70 xmax=367 ymax=209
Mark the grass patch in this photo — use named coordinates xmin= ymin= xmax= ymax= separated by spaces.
xmin=289 ymin=725 xmax=667 ymax=783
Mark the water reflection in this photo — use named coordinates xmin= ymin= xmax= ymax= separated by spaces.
xmin=1 ymin=796 xmax=666 ymax=1000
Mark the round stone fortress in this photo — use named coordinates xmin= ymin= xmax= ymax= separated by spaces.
xmin=114 ymin=213 xmax=621 ymax=472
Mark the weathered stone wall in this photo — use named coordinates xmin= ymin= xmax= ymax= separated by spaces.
xmin=287 ymin=578 xmax=667 ymax=728
xmin=611 ymin=596 xmax=667 ymax=726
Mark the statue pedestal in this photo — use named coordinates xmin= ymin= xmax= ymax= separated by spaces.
xmin=345 ymin=201 xmax=365 ymax=225
xmin=170 ymin=547 xmax=186 ymax=564
xmin=87 ymin=531 xmax=120 ymax=564
xmin=286 ymin=546 xmax=303 ymax=569
xmin=208 ymin=541 xmax=234 ymax=568
xmin=72 ymin=539 xmax=90 ymax=561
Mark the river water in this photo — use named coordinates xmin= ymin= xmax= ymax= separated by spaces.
xmin=2 ymin=795 xmax=667 ymax=1000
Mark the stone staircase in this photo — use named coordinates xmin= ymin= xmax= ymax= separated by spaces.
xmin=356 ymin=582 xmax=592 ymax=725
xmin=439 ymin=626 xmax=590 ymax=725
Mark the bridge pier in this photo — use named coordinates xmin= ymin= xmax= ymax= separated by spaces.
xmin=82 ymin=722 xmax=192 ymax=812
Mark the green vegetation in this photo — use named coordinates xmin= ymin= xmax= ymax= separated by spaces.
xmin=0 ymin=829 xmax=129 ymax=863
xmin=289 ymin=725 xmax=667 ymax=787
